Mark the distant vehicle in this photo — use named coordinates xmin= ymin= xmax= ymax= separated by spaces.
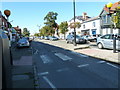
xmin=97 ymin=34 xmax=120 ymax=50
xmin=82 ymin=35 xmax=95 ymax=42
xmin=66 ymin=34 xmax=87 ymax=44
xmin=49 ymin=36 xmax=58 ymax=41
xmin=40 ymin=36 xmax=44 ymax=39
xmin=44 ymin=36 xmax=49 ymax=40
xmin=17 ymin=38 xmax=30 ymax=48
xmin=29 ymin=37 xmax=34 ymax=42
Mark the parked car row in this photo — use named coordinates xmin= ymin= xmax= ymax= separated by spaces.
xmin=66 ymin=34 xmax=120 ymax=51
xmin=39 ymin=36 xmax=59 ymax=41
xmin=66 ymin=34 xmax=87 ymax=44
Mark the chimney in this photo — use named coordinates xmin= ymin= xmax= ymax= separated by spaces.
xmin=82 ymin=12 xmax=88 ymax=20
xmin=17 ymin=26 xmax=19 ymax=28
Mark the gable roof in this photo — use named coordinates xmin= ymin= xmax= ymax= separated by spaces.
xmin=83 ymin=16 xmax=100 ymax=23
xmin=99 ymin=1 xmax=120 ymax=16
xmin=69 ymin=16 xmax=91 ymax=22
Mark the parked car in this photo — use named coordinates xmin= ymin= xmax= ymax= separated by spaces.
xmin=29 ymin=36 xmax=34 ymax=42
xmin=82 ymin=35 xmax=95 ymax=42
xmin=49 ymin=36 xmax=58 ymax=41
xmin=66 ymin=35 xmax=87 ymax=44
xmin=97 ymin=34 xmax=120 ymax=50
xmin=44 ymin=36 xmax=49 ymax=40
xmin=17 ymin=38 xmax=30 ymax=48
xmin=40 ymin=36 xmax=44 ymax=39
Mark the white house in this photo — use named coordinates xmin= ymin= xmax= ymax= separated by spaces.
xmin=67 ymin=13 xmax=101 ymax=38
xmin=80 ymin=16 xmax=101 ymax=36
xmin=67 ymin=12 xmax=90 ymax=37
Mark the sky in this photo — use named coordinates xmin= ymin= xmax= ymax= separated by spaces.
xmin=1 ymin=1 xmax=118 ymax=35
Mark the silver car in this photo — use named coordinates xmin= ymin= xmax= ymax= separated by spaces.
xmin=17 ymin=38 xmax=30 ymax=48
xmin=66 ymin=35 xmax=87 ymax=44
xmin=97 ymin=34 xmax=120 ymax=50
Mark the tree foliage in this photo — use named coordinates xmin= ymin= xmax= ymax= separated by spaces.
xmin=34 ymin=33 xmax=40 ymax=37
xmin=59 ymin=21 xmax=68 ymax=38
xmin=23 ymin=28 xmax=30 ymax=37
xmin=115 ymin=10 xmax=120 ymax=29
xmin=69 ymin=22 xmax=81 ymax=29
xmin=43 ymin=11 xmax=58 ymax=36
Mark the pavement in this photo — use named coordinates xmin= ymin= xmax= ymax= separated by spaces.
xmin=35 ymin=39 xmax=120 ymax=64
xmin=11 ymin=42 xmax=34 ymax=89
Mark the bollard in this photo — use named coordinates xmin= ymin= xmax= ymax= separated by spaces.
xmin=113 ymin=35 xmax=116 ymax=53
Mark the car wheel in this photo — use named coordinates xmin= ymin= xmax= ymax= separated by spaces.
xmin=66 ymin=40 xmax=69 ymax=44
xmin=98 ymin=43 xmax=103 ymax=49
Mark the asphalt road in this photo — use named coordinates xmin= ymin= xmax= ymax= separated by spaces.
xmin=31 ymin=41 xmax=120 ymax=88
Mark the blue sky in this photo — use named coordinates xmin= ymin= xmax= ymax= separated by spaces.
xmin=1 ymin=2 xmax=115 ymax=35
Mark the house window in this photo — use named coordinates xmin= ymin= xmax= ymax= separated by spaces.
xmin=102 ymin=15 xmax=107 ymax=23
xmin=107 ymin=15 xmax=111 ymax=23
xmin=83 ymin=24 xmax=85 ymax=29
xmin=93 ymin=22 xmax=96 ymax=27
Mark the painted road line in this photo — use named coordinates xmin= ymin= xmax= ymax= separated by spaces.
xmin=33 ymin=65 xmax=40 ymax=88
xmin=34 ymin=49 xmax=39 ymax=55
xmin=43 ymin=76 xmax=57 ymax=89
xmin=40 ymin=55 xmax=52 ymax=64
xmin=78 ymin=64 xmax=89 ymax=68
xmin=106 ymin=63 xmax=120 ymax=70
xmin=56 ymin=68 xmax=69 ymax=72
xmin=55 ymin=53 xmax=72 ymax=61
xmin=70 ymin=51 xmax=88 ymax=57
xmin=38 ymin=72 xmax=49 ymax=76
xmin=97 ymin=61 xmax=106 ymax=64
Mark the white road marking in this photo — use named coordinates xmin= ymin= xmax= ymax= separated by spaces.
xmin=55 ymin=53 xmax=72 ymax=61
xmin=70 ymin=51 xmax=88 ymax=57
xmin=97 ymin=61 xmax=106 ymax=64
xmin=78 ymin=64 xmax=89 ymax=68
xmin=56 ymin=68 xmax=69 ymax=72
xmin=38 ymin=72 xmax=49 ymax=76
xmin=43 ymin=76 xmax=56 ymax=89
xmin=40 ymin=55 xmax=51 ymax=64
xmin=34 ymin=49 xmax=39 ymax=55
xmin=106 ymin=63 xmax=120 ymax=70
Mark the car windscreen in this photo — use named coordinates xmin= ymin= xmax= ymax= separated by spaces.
xmin=19 ymin=39 xmax=27 ymax=42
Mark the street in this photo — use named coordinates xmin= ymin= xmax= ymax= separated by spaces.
xmin=31 ymin=40 xmax=119 ymax=88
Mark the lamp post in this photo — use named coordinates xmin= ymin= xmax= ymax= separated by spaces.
xmin=73 ymin=0 xmax=76 ymax=46
xmin=106 ymin=3 xmax=117 ymax=53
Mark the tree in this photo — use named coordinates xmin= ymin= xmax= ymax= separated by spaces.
xmin=23 ymin=28 xmax=30 ymax=37
xmin=69 ymin=22 xmax=81 ymax=29
xmin=59 ymin=21 xmax=68 ymax=39
xmin=39 ymin=26 xmax=53 ymax=36
xmin=44 ymin=11 xmax=58 ymax=36
xmin=34 ymin=33 xmax=40 ymax=37
xmin=112 ymin=9 xmax=120 ymax=33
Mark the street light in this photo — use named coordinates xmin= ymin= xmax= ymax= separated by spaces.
xmin=106 ymin=2 xmax=117 ymax=53
xmin=73 ymin=0 xmax=76 ymax=46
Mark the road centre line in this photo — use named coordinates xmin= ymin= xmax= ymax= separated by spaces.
xmin=55 ymin=53 xmax=72 ymax=61
xmin=78 ymin=64 xmax=89 ymax=68
xmin=38 ymin=72 xmax=49 ymax=76
xmin=56 ymin=68 xmax=69 ymax=72
xmin=106 ymin=63 xmax=120 ymax=70
xmin=43 ymin=76 xmax=57 ymax=89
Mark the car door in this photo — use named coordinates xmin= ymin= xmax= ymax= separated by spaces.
xmin=101 ymin=34 xmax=113 ymax=49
